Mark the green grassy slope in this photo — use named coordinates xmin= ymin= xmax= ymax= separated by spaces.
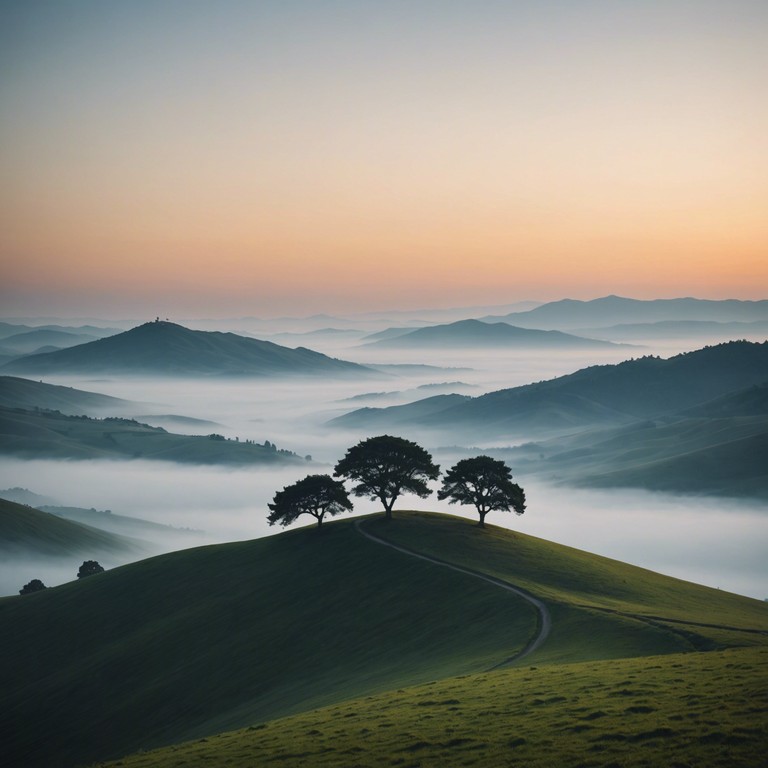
xmin=0 ymin=518 xmax=537 ymax=768
xmin=364 ymin=514 xmax=768 ymax=661
xmin=97 ymin=646 xmax=768 ymax=768
xmin=2 ymin=512 xmax=766 ymax=768
xmin=0 ymin=497 xmax=142 ymax=556
xmin=0 ymin=406 xmax=303 ymax=464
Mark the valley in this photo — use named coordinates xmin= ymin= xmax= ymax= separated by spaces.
xmin=1 ymin=296 xmax=767 ymax=767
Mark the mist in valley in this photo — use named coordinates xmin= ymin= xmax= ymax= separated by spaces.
xmin=2 ymin=324 xmax=766 ymax=600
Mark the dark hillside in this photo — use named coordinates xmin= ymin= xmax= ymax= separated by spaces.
xmin=1 ymin=512 xmax=765 ymax=768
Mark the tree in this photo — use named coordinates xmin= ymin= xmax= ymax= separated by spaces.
xmin=77 ymin=560 xmax=105 ymax=579
xmin=334 ymin=435 xmax=440 ymax=519
xmin=19 ymin=578 xmax=47 ymax=595
xmin=267 ymin=474 xmax=352 ymax=528
xmin=438 ymin=456 xmax=525 ymax=528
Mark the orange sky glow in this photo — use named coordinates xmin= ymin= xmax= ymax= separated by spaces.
xmin=1 ymin=1 xmax=766 ymax=318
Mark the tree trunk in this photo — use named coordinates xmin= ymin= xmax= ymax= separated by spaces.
xmin=478 ymin=510 xmax=486 ymax=528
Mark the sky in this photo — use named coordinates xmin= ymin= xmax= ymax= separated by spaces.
xmin=1 ymin=0 xmax=767 ymax=319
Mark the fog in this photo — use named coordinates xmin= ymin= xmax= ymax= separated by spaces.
xmin=2 ymin=457 xmax=766 ymax=600
xmin=2 ymin=327 xmax=766 ymax=600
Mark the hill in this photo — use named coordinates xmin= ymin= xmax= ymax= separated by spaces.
xmin=361 ymin=319 xmax=622 ymax=349
xmin=0 ymin=497 xmax=142 ymax=557
xmin=0 ymin=375 xmax=131 ymax=414
xmin=332 ymin=341 xmax=768 ymax=438
xmin=0 ymin=406 xmax=304 ymax=465
xmin=496 ymin=382 xmax=768 ymax=498
xmin=1 ymin=511 xmax=766 ymax=768
xmin=483 ymin=296 xmax=768 ymax=330
xmin=1 ymin=320 xmax=374 ymax=377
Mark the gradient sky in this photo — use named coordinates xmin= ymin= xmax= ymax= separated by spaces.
xmin=1 ymin=0 xmax=766 ymax=318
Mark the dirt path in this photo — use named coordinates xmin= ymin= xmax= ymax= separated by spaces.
xmin=354 ymin=518 xmax=551 ymax=668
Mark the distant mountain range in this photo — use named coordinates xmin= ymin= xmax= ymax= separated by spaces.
xmin=1 ymin=321 xmax=374 ymax=377
xmin=331 ymin=341 xmax=768 ymax=438
xmin=360 ymin=319 xmax=623 ymax=349
xmin=482 ymin=296 xmax=768 ymax=331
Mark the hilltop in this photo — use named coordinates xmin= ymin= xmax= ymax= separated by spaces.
xmin=1 ymin=320 xmax=374 ymax=377
xmin=1 ymin=511 xmax=766 ymax=768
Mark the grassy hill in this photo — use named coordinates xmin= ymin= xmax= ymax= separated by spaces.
xmin=1 ymin=511 xmax=766 ymax=768
xmin=0 ymin=406 xmax=304 ymax=464
xmin=1 ymin=320 xmax=374 ymax=377
xmin=0 ymin=497 xmax=142 ymax=557
xmin=0 ymin=375 xmax=130 ymax=414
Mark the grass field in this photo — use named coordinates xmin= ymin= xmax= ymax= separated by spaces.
xmin=2 ymin=511 xmax=766 ymax=767
xmin=95 ymin=646 xmax=768 ymax=768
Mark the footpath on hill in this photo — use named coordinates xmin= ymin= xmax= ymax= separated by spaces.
xmin=354 ymin=518 xmax=552 ymax=667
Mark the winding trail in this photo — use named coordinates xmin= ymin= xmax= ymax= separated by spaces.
xmin=354 ymin=518 xmax=551 ymax=669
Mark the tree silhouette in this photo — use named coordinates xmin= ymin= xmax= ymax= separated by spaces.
xmin=19 ymin=578 xmax=47 ymax=595
xmin=334 ymin=435 xmax=439 ymax=519
xmin=77 ymin=560 xmax=105 ymax=579
xmin=438 ymin=456 xmax=525 ymax=528
xmin=268 ymin=474 xmax=353 ymax=528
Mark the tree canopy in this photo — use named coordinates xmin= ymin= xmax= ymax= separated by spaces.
xmin=19 ymin=578 xmax=47 ymax=595
xmin=334 ymin=434 xmax=440 ymax=518
xmin=438 ymin=456 xmax=525 ymax=528
xmin=267 ymin=474 xmax=353 ymax=528
xmin=77 ymin=560 xmax=105 ymax=579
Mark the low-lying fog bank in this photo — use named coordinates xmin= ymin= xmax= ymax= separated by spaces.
xmin=1 ymin=458 xmax=765 ymax=600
